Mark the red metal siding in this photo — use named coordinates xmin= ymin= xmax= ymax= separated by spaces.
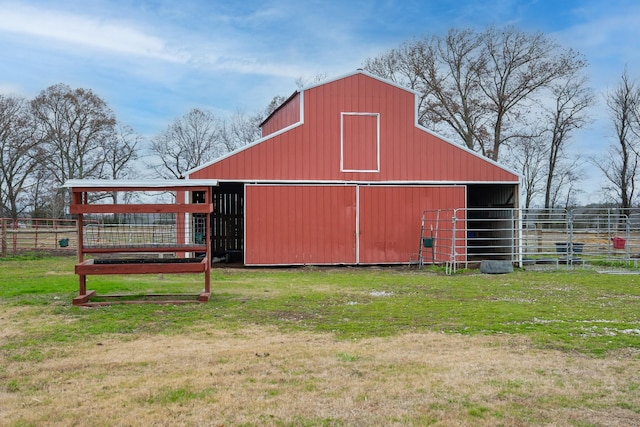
xmin=358 ymin=186 xmax=466 ymax=264
xmin=245 ymin=185 xmax=356 ymax=265
xmin=190 ymin=73 xmax=518 ymax=184
xmin=245 ymin=184 xmax=466 ymax=265
xmin=260 ymin=93 xmax=301 ymax=137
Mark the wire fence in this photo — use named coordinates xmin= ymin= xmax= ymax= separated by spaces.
xmin=6 ymin=208 xmax=640 ymax=272
xmin=1 ymin=214 xmax=208 ymax=256
xmin=418 ymin=207 xmax=640 ymax=273
xmin=81 ymin=213 xmax=206 ymax=249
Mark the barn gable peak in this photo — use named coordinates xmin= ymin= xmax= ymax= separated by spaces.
xmin=187 ymin=70 xmax=519 ymax=183
xmin=300 ymin=69 xmax=418 ymax=95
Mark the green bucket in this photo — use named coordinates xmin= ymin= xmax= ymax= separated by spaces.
xmin=58 ymin=238 xmax=69 ymax=248
xmin=422 ymin=238 xmax=434 ymax=248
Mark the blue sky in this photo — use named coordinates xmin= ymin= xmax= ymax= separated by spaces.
xmin=1 ymin=0 xmax=640 ymax=202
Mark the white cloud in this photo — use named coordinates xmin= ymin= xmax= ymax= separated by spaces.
xmin=0 ymin=2 xmax=337 ymax=83
xmin=0 ymin=4 xmax=187 ymax=63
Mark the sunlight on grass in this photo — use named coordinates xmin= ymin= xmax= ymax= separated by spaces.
xmin=0 ymin=257 xmax=639 ymax=357
xmin=1 ymin=256 xmax=639 ymax=427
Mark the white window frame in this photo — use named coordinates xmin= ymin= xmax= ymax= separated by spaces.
xmin=340 ymin=112 xmax=380 ymax=173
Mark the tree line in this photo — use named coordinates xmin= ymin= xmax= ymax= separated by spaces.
xmin=2 ymin=26 xmax=640 ymax=220
xmin=0 ymin=84 xmax=283 ymax=219
xmin=362 ymin=27 xmax=640 ymax=214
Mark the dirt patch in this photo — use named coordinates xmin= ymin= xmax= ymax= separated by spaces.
xmin=1 ymin=327 xmax=639 ymax=426
xmin=44 ymin=271 xmax=74 ymax=276
xmin=0 ymin=307 xmax=31 ymax=343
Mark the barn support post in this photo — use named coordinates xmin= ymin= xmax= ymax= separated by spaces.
xmin=446 ymin=213 xmax=458 ymax=275
xmin=176 ymin=190 xmax=186 ymax=258
xmin=78 ymin=212 xmax=85 ymax=295
xmin=1 ymin=218 xmax=6 ymax=258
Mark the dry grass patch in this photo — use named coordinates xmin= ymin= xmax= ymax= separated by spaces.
xmin=2 ymin=259 xmax=639 ymax=425
xmin=2 ymin=327 xmax=639 ymax=426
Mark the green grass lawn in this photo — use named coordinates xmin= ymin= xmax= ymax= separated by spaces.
xmin=1 ymin=254 xmax=639 ymax=357
xmin=2 ymin=254 xmax=640 ymax=426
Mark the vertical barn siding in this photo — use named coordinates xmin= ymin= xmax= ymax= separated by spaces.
xmin=260 ymin=93 xmax=301 ymax=137
xmin=190 ymin=73 xmax=519 ymax=184
xmin=245 ymin=185 xmax=356 ymax=265
xmin=245 ymin=184 xmax=465 ymax=265
xmin=358 ymin=186 xmax=466 ymax=263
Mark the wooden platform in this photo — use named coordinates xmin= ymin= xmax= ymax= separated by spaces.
xmin=72 ymin=290 xmax=211 ymax=307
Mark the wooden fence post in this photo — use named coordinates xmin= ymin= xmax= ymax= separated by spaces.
xmin=1 ymin=218 xmax=6 ymax=257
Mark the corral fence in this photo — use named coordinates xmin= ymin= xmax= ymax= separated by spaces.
xmin=419 ymin=207 xmax=640 ymax=273
xmin=5 ymin=209 xmax=640 ymax=272
xmin=1 ymin=218 xmax=78 ymax=257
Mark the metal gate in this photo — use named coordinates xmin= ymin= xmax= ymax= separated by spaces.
xmin=418 ymin=208 xmax=640 ymax=274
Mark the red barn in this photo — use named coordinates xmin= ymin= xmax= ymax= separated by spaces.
xmin=187 ymin=71 xmax=519 ymax=266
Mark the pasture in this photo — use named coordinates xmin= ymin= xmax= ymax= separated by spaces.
xmin=1 ymin=255 xmax=639 ymax=426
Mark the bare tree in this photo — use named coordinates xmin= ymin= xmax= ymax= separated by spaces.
xmin=478 ymin=27 xmax=586 ymax=160
xmin=548 ymin=158 xmax=583 ymax=209
xmin=150 ymin=97 xmax=297 ymax=179
xmin=294 ymin=72 xmax=328 ymax=89
xmin=27 ymin=166 xmax=58 ymax=218
xmin=149 ymin=108 xmax=224 ymax=179
xmin=31 ymin=84 xmax=116 ymax=183
xmin=541 ymin=74 xmax=594 ymax=208
xmin=220 ymin=110 xmax=262 ymax=152
xmin=505 ymin=134 xmax=548 ymax=208
xmin=104 ymin=124 xmax=141 ymax=205
xmin=260 ymin=95 xmax=288 ymax=120
xmin=363 ymin=35 xmax=483 ymax=145
xmin=413 ymin=29 xmax=488 ymax=151
xmin=363 ymin=26 xmax=587 ymax=161
xmin=363 ymin=43 xmax=414 ymax=85
xmin=0 ymin=94 xmax=39 ymax=219
xmin=30 ymin=84 xmax=116 ymax=216
xmin=597 ymin=70 xmax=640 ymax=216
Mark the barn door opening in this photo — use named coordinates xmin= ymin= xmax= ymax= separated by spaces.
xmin=466 ymin=184 xmax=518 ymax=261
xmin=211 ymin=182 xmax=244 ymax=263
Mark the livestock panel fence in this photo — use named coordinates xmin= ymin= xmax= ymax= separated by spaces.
xmin=5 ymin=208 xmax=640 ymax=272
xmin=418 ymin=207 xmax=640 ymax=273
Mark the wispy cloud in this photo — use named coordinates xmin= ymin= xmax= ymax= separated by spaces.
xmin=0 ymin=1 xmax=322 ymax=84
xmin=0 ymin=4 xmax=187 ymax=62
xmin=552 ymin=1 xmax=640 ymax=81
xmin=1 ymin=0 xmax=637 ymax=165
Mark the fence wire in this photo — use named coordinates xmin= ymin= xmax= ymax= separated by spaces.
xmin=5 ymin=208 xmax=640 ymax=271
xmin=419 ymin=208 xmax=640 ymax=273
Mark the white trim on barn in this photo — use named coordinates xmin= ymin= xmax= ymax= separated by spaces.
xmin=340 ymin=112 xmax=381 ymax=173
xmin=63 ymin=179 xmax=219 ymax=188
